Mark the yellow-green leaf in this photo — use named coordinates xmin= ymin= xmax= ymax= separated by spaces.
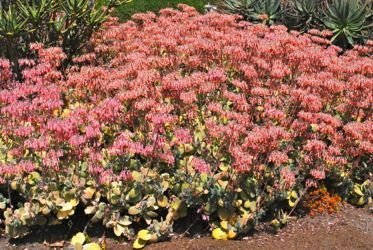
xmin=60 ymin=203 xmax=73 ymax=212
xmin=71 ymin=232 xmax=86 ymax=250
xmin=220 ymin=220 xmax=228 ymax=230
xmin=227 ymin=229 xmax=237 ymax=239
xmin=138 ymin=229 xmax=152 ymax=241
xmin=212 ymin=227 xmax=228 ymax=240
xmin=69 ymin=198 xmax=79 ymax=207
xmin=84 ymin=206 xmax=97 ymax=215
xmin=114 ymin=224 xmax=126 ymax=237
xmin=83 ymin=187 xmax=96 ymax=200
xmin=83 ymin=242 xmax=101 ymax=250
xmin=133 ymin=238 xmax=147 ymax=249
xmin=157 ymin=195 xmax=168 ymax=208
xmin=128 ymin=206 xmax=141 ymax=215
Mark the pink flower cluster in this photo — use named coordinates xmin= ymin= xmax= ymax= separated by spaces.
xmin=0 ymin=5 xmax=372 ymax=188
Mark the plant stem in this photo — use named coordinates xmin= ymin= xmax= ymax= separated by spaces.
xmin=288 ymin=187 xmax=308 ymax=217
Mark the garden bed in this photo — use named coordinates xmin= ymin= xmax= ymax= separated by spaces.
xmin=0 ymin=3 xmax=372 ymax=249
xmin=1 ymin=204 xmax=372 ymax=249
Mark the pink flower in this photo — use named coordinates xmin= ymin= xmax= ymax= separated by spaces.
xmin=280 ymin=167 xmax=295 ymax=189
xmin=173 ymin=128 xmax=192 ymax=145
xmin=310 ymin=168 xmax=325 ymax=180
xmin=268 ymin=151 xmax=289 ymax=167
xmin=191 ymin=157 xmax=211 ymax=173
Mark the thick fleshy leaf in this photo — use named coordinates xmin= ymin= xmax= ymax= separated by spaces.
xmin=83 ymin=242 xmax=101 ymax=250
xmin=212 ymin=228 xmax=228 ymax=240
xmin=138 ymin=229 xmax=152 ymax=241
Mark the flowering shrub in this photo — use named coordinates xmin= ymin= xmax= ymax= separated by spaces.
xmin=0 ymin=4 xmax=372 ymax=246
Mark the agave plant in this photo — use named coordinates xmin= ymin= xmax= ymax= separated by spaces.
xmin=286 ymin=0 xmax=324 ymax=31
xmin=323 ymin=0 xmax=372 ymax=48
xmin=252 ymin=0 xmax=282 ymax=25
xmin=223 ymin=0 xmax=257 ymax=19
xmin=223 ymin=0 xmax=282 ymax=25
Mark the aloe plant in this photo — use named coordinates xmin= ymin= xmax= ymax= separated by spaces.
xmin=0 ymin=0 xmax=130 ymax=78
xmin=323 ymin=0 xmax=372 ymax=48
xmin=0 ymin=5 xmax=27 ymax=78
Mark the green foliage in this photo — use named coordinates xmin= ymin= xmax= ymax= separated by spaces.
xmin=349 ymin=180 xmax=372 ymax=206
xmin=0 ymin=2 xmax=372 ymax=244
xmin=223 ymin=0 xmax=282 ymax=24
xmin=323 ymin=0 xmax=372 ymax=48
xmin=252 ymin=0 xmax=282 ymax=25
xmin=223 ymin=0 xmax=257 ymax=19
xmin=0 ymin=0 xmax=129 ymax=77
xmin=108 ymin=0 xmax=215 ymax=20
xmin=71 ymin=232 xmax=101 ymax=250
xmin=285 ymin=0 xmax=324 ymax=31
xmin=222 ymin=0 xmax=373 ymax=49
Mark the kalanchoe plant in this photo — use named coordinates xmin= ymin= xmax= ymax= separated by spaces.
xmin=0 ymin=4 xmax=372 ymax=246
xmin=323 ymin=0 xmax=372 ymax=49
xmin=349 ymin=180 xmax=372 ymax=206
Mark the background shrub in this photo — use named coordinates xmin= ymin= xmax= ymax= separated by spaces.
xmin=99 ymin=0 xmax=221 ymax=20
xmin=222 ymin=0 xmax=373 ymax=49
xmin=0 ymin=0 xmax=128 ymax=78
xmin=0 ymin=4 xmax=372 ymax=245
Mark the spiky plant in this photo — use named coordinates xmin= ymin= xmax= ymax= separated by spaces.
xmin=223 ymin=0 xmax=282 ymax=25
xmin=0 ymin=0 xmax=130 ymax=78
xmin=252 ymin=0 xmax=282 ymax=25
xmin=286 ymin=0 xmax=324 ymax=31
xmin=223 ymin=0 xmax=257 ymax=19
xmin=323 ymin=0 xmax=372 ymax=48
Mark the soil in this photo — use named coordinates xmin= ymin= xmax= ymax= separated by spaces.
xmin=1 ymin=204 xmax=372 ymax=250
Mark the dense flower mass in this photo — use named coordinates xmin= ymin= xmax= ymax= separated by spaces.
xmin=0 ymin=4 xmax=372 ymax=241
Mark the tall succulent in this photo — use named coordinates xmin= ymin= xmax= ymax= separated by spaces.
xmin=0 ymin=0 xmax=130 ymax=78
xmin=323 ymin=0 xmax=372 ymax=48
xmin=0 ymin=5 xmax=26 ymax=77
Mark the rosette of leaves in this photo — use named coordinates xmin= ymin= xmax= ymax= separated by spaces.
xmin=285 ymin=0 xmax=324 ymax=31
xmin=252 ymin=0 xmax=282 ymax=25
xmin=323 ymin=0 xmax=372 ymax=49
xmin=223 ymin=0 xmax=257 ymax=19
xmin=223 ymin=0 xmax=282 ymax=25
